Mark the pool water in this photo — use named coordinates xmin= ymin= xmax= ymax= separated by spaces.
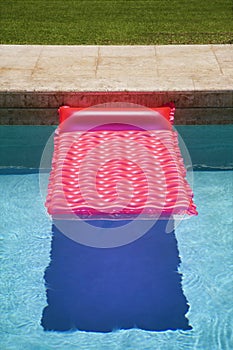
xmin=0 ymin=170 xmax=232 ymax=350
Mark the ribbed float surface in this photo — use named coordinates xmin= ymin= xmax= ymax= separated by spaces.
xmin=46 ymin=128 xmax=197 ymax=219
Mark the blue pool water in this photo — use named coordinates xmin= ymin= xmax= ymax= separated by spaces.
xmin=0 ymin=124 xmax=233 ymax=349
xmin=0 ymin=170 xmax=232 ymax=350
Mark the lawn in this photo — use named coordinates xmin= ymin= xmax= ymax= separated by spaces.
xmin=0 ymin=0 xmax=232 ymax=45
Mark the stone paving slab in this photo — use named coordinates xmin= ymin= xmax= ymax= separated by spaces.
xmin=0 ymin=44 xmax=232 ymax=124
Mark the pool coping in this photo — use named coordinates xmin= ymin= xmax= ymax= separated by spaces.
xmin=0 ymin=44 xmax=232 ymax=125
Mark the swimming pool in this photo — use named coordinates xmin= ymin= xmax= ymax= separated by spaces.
xmin=0 ymin=126 xmax=232 ymax=349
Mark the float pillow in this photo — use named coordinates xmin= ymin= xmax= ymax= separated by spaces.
xmin=58 ymin=104 xmax=175 ymax=126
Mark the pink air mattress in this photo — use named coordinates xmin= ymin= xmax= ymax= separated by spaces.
xmin=45 ymin=105 xmax=197 ymax=220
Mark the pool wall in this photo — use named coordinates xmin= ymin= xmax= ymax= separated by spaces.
xmin=0 ymin=91 xmax=232 ymax=125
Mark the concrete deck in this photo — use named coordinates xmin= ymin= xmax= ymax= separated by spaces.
xmin=0 ymin=44 xmax=232 ymax=124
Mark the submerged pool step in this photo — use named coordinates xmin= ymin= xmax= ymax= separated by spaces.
xmin=0 ymin=125 xmax=232 ymax=171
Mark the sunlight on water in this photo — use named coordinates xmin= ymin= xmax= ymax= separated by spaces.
xmin=0 ymin=172 xmax=232 ymax=349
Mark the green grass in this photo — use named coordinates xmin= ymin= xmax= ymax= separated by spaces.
xmin=0 ymin=0 xmax=232 ymax=45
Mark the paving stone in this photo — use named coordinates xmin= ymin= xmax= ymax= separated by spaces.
xmin=0 ymin=44 xmax=232 ymax=124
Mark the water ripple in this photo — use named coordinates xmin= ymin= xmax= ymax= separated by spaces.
xmin=0 ymin=171 xmax=232 ymax=350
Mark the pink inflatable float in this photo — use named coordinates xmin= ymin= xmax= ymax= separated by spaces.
xmin=45 ymin=105 xmax=197 ymax=219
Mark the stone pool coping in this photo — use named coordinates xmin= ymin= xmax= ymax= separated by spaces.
xmin=0 ymin=44 xmax=232 ymax=125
